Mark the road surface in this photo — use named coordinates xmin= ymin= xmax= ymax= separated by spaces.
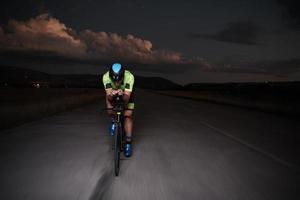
xmin=0 ymin=90 xmax=299 ymax=200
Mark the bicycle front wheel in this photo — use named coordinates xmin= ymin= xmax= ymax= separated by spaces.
xmin=114 ymin=123 xmax=121 ymax=176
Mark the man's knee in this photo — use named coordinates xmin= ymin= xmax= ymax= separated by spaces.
xmin=124 ymin=111 xmax=133 ymax=120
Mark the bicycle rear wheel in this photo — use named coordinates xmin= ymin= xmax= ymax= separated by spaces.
xmin=114 ymin=123 xmax=121 ymax=176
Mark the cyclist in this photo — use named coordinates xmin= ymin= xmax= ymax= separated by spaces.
xmin=102 ymin=63 xmax=135 ymax=157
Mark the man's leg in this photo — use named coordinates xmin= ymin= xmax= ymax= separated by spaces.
xmin=124 ymin=110 xmax=133 ymax=140
xmin=124 ymin=110 xmax=133 ymax=157
xmin=106 ymin=97 xmax=115 ymax=135
xmin=106 ymin=96 xmax=114 ymax=116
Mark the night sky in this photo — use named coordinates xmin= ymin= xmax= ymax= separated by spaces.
xmin=0 ymin=0 xmax=300 ymax=83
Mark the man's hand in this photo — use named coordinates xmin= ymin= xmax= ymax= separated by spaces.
xmin=111 ymin=89 xmax=123 ymax=96
xmin=107 ymin=89 xmax=124 ymax=104
xmin=117 ymin=89 xmax=123 ymax=96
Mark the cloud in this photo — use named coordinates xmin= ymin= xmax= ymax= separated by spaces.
xmin=186 ymin=21 xmax=261 ymax=45
xmin=79 ymin=30 xmax=184 ymax=64
xmin=0 ymin=13 xmax=199 ymax=66
xmin=277 ymin=0 xmax=300 ymax=30
xmin=261 ymin=59 xmax=300 ymax=74
xmin=215 ymin=58 xmax=300 ymax=77
xmin=0 ymin=14 xmax=86 ymax=57
xmin=2 ymin=14 xmax=297 ymax=79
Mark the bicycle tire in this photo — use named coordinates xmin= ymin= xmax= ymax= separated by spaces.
xmin=120 ymin=121 xmax=124 ymax=152
xmin=114 ymin=122 xmax=120 ymax=176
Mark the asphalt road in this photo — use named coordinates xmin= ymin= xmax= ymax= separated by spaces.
xmin=0 ymin=90 xmax=299 ymax=200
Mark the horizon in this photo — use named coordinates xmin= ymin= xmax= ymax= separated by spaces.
xmin=1 ymin=65 xmax=299 ymax=86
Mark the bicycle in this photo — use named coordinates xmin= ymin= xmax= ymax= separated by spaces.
xmin=107 ymin=94 xmax=129 ymax=176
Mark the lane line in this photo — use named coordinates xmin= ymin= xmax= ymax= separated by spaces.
xmin=198 ymin=120 xmax=300 ymax=172
xmin=150 ymin=91 xmax=300 ymax=171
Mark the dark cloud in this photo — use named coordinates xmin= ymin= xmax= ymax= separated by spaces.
xmin=186 ymin=21 xmax=262 ymax=45
xmin=277 ymin=0 xmax=300 ymax=30
xmin=262 ymin=58 xmax=300 ymax=74
xmin=0 ymin=14 xmax=213 ymax=73
xmin=0 ymin=49 xmax=211 ymax=74
xmin=1 ymin=13 xmax=298 ymax=79
xmin=215 ymin=58 xmax=300 ymax=77
xmin=0 ymin=14 xmax=188 ymax=64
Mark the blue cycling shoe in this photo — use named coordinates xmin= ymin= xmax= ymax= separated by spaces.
xmin=124 ymin=143 xmax=132 ymax=157
xmin=109 ymin=123 xmax=116 ymax=136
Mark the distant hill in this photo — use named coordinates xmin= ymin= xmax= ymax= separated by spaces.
xmin=135 ymin=76 xmax=182 ymax=90
xmin=0 ymin=66 xmax=182 ymax=89
xmin=0 ymin=66 xmax=61 ymax=87
xmin=184 ymin=82 xmax=300 ymax=95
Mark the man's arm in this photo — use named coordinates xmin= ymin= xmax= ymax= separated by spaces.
xmin=105 ymin=88 xmax=113 ymax=102
xmin=102 ymin=73 xmax=115 ymax=103
xmin=123 ymin=91 xmax=131 ymax=104
xmin=122 ymin=72 xmax=134 ymax=104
